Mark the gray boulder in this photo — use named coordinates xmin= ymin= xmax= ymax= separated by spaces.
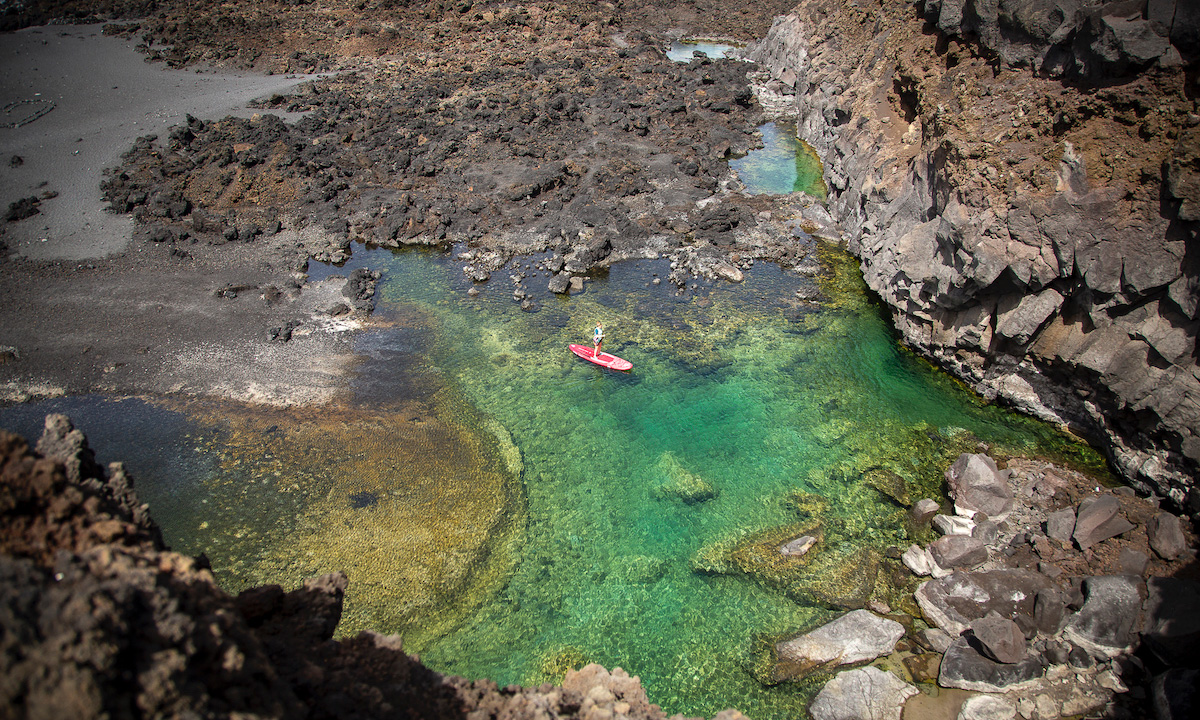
xmin=972 ymin=520 xmax=1000 ymax=544
xmin=1072 ymin=495 xmax=1135 ymax=550
xmin=1142 ymin=577 xmax=1200 ymax=667
xmin=971 ymin=612 xmax=1027 ymax=664
xmin=1147 ymin=511 xmax=1187 ymax=560
xmin=1063 ymin=575 xmax=1144 ymax=658
xmin=776 ymin=609 xmax=905 ymax=673
xmin=928 ymin=535 xmax=988 ymax=570
xmin=547 ymin=272 xmax=571 ymax=294
xmin=916 ymin=570 xmax=1056 ymax=636
xmin=938 ymin=635 xmax=1046 ymax=693
xmin=809 ymin=666 xmax=917 ymax=720
xmin=1118 ymin=547 xmax=1149 ymax=576
xmin=1044 ymin=506 xmax=1076 ymax=543
xmin=1033 ymin=587 xmax=1067 ymax=635
xmin=945 ymin=454 xmax=1014 ymax=521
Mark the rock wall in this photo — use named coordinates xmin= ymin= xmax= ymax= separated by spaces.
xmin=749 ymin=0 xmax=1200 ymax=515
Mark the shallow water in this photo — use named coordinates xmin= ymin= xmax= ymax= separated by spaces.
xmin=0 ymin=246 xmax=1108 ymax=719
xmin=666 ymin=40 xmax=741 ymax=62
xmin=730 ymin=122 xmax=827 ymax=199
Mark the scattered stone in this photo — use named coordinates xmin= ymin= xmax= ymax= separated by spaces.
xmin=1044 ymin=506 xmax=1076 ymax=542
xmin=945 ymin=454 xmax=1014 ymax=521
xmin=1072 ymin=495 xmax=1135 ymax=550
xmin=972 ymin=520 xmax=1000 ymax=544
xmin=910 ymin=498 xmax=940 ymax=524
xmin=928 ymin=535 xmax=988 ymax=570
xmin=1146 ymin=511 xmax=1186 ymax=560
xmin=917 ymin=627 xmax=953 ymax=654
xmin=902 ymin=544 xmax=942 ymax=577
xmin=808 ymin=666 xmax=917 ymax=720
xmin=1063 ymin=575 xmax=1144 ymax=657
xmin=933 ymin=514 xmax=976 ymax=536
xmin=775 ymin=609 xmax=905 ymax=676
xmin=970 ymin=612 xmax=1027 ymax=664
xmin=547 ymin=271 xmax=570 ymax=294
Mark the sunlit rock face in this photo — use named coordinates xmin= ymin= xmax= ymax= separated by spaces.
xmin=749 ymin=0 xmax=1200 ymax=513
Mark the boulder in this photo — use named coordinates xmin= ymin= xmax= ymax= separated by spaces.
xmin=547 ymin=272 xmax=571 ymax=294
xmin=1141 ymin=577 xmax=1200 ymax=667
xmin=808 ymin=666 xmax=917 ymax=720
xmin=972 ymin=520 xmax=1000 ymax=544
xmin=1146 ymin=511 xmax=1186 ymax=560
xmin=933 ymin=514 xmax=976 ymax=536
xmin=775 ymin=610 xmax=905 ymax=675
xmin=1033 ymin=587 xmax=1067 ymax=635
xmin=938 ymin=635 xmax=1046 ymax=693
xmin=1063 ymin=575 xmax=1144 ymax=658
xmin=957 ymin=694 xmax=1016 ymax=720
xmin=928 ymin=535 xmax=988 ymax=570
xmin=902 ymin=544 xmax=941 ymax=577
xmin=1044 ymin=507 xmax=1076 ymax=543
xmin=1072 ymin=495 xmax=1135 ymax=549
xmin=910 ymin=498 xmax=940 ymax=524
xmin=915 ymin=570 xmax=1056 ymax=636
xmin=945 ymin=454 xmax=1014 ymax=521
xmin=971 ymin=612 xmax=1027 ymax=664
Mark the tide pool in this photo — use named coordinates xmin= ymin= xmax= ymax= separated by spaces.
xmin=731 ymin=122 xmax=827 ymax=199
xmin=0 ymin=245 xmax=1107 ymax=719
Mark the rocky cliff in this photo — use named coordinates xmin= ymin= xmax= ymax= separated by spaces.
xmin=749 ymin=0 xmax=1200 ymax=515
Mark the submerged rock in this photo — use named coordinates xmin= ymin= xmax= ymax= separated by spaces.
xmin=773 ymin=609 xmax=904 ymax=680
xmin=653 ymin=451 xmax=719 ymax=504
xmin=808 ymin=666 xmax=917 ymax=720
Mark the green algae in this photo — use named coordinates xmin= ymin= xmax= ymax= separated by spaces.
xmin=6 ymin=241 xmax=1115 ymax=720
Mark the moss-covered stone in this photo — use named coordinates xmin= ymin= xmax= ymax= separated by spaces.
xmin=653 ymin=451 xmax=719 ymax=504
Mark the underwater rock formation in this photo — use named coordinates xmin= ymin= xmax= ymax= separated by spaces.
xmin=748 ymin=0 xmax=1200 ymax=516
xmin=0 ymin=418 xmax=741 ymax=720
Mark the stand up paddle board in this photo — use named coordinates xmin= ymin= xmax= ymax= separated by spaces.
xmin=569 ymin=344 xmax=632 ymax=371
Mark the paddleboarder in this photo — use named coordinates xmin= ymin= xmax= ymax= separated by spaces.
xmin=592 ymin=322 xmax=605 ymax=358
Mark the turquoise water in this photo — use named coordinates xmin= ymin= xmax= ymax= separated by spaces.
xmin=0 ymin=246 xmax=1107 ymax=719
xmin=667 ymin=40 xmax=741 ymax=62
xmin=731 ymin=122 xmax=827 ymax=199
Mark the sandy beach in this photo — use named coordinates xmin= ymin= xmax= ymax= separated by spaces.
xmin=1 ymin=24 xmax=316 ymax=261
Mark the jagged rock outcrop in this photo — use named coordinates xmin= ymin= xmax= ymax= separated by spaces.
xmin=748 ymin=0 xmax=1200 ymax=516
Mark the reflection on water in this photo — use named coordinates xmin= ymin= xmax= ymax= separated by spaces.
xmin=667 ymin=40 xmax=741 ymax=62
xmin=731 ymin=122 xmax=828 ymax=199
xmin=0 ymin=245 xmax=1109 ymax=719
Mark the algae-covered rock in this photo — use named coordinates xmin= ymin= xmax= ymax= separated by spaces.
xmin=653 ymin=451 xmax=719 ymax=504
xmin=786 ymin=490 xmax=829 ymax=518
xmin=863 ymin=467 xmax=911 ymax=506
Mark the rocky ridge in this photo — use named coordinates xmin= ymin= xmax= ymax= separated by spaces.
xmin=0 ymin=416 xmax=748 ymax=720
xmin=747 ymin=0 xmax=1200 ymax=515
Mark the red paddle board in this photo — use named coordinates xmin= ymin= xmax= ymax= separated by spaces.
xmin=569 ymin=344 xmax=632 ymax=371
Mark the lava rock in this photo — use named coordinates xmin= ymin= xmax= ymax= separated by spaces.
xmin=1146 ymin=511 xmax=1186 ymax=560
xmin=928 ymin=535 xmax=988 ymax=570
xmin=1072 ymin=495 xmax=1135 ymax=550
xmin=775 ymin=609 xmax=905 ymax=676
xmin=970 ymin=612 xmax=1027 ymax=664
xmin=938 ymin=635 xmax=1046 ymax=693
xmin=1044 ymin=506 xmax=1076 ymax=543
xmin=945 ymin=453 xmax=1014 ymax=521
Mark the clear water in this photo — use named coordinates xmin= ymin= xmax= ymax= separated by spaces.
xmin=667 ymin=40 xmax=741 ymax=62
xmin=0 ymin=246 xmax=1108 ymax=719
xmin=731 ymin=122 xmax=828 ymax=199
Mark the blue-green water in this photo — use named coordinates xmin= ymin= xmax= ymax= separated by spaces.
xmin=667 ymin=40 xmax=741 ymax=62
xmin=0 ymin=246 xmax=1106 ymax=719
xmin=731 ymin=122 xmax=827 ymax=199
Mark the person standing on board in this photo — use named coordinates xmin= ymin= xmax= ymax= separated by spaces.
xmin=592 ymin=322 xmax=605 ymax=358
